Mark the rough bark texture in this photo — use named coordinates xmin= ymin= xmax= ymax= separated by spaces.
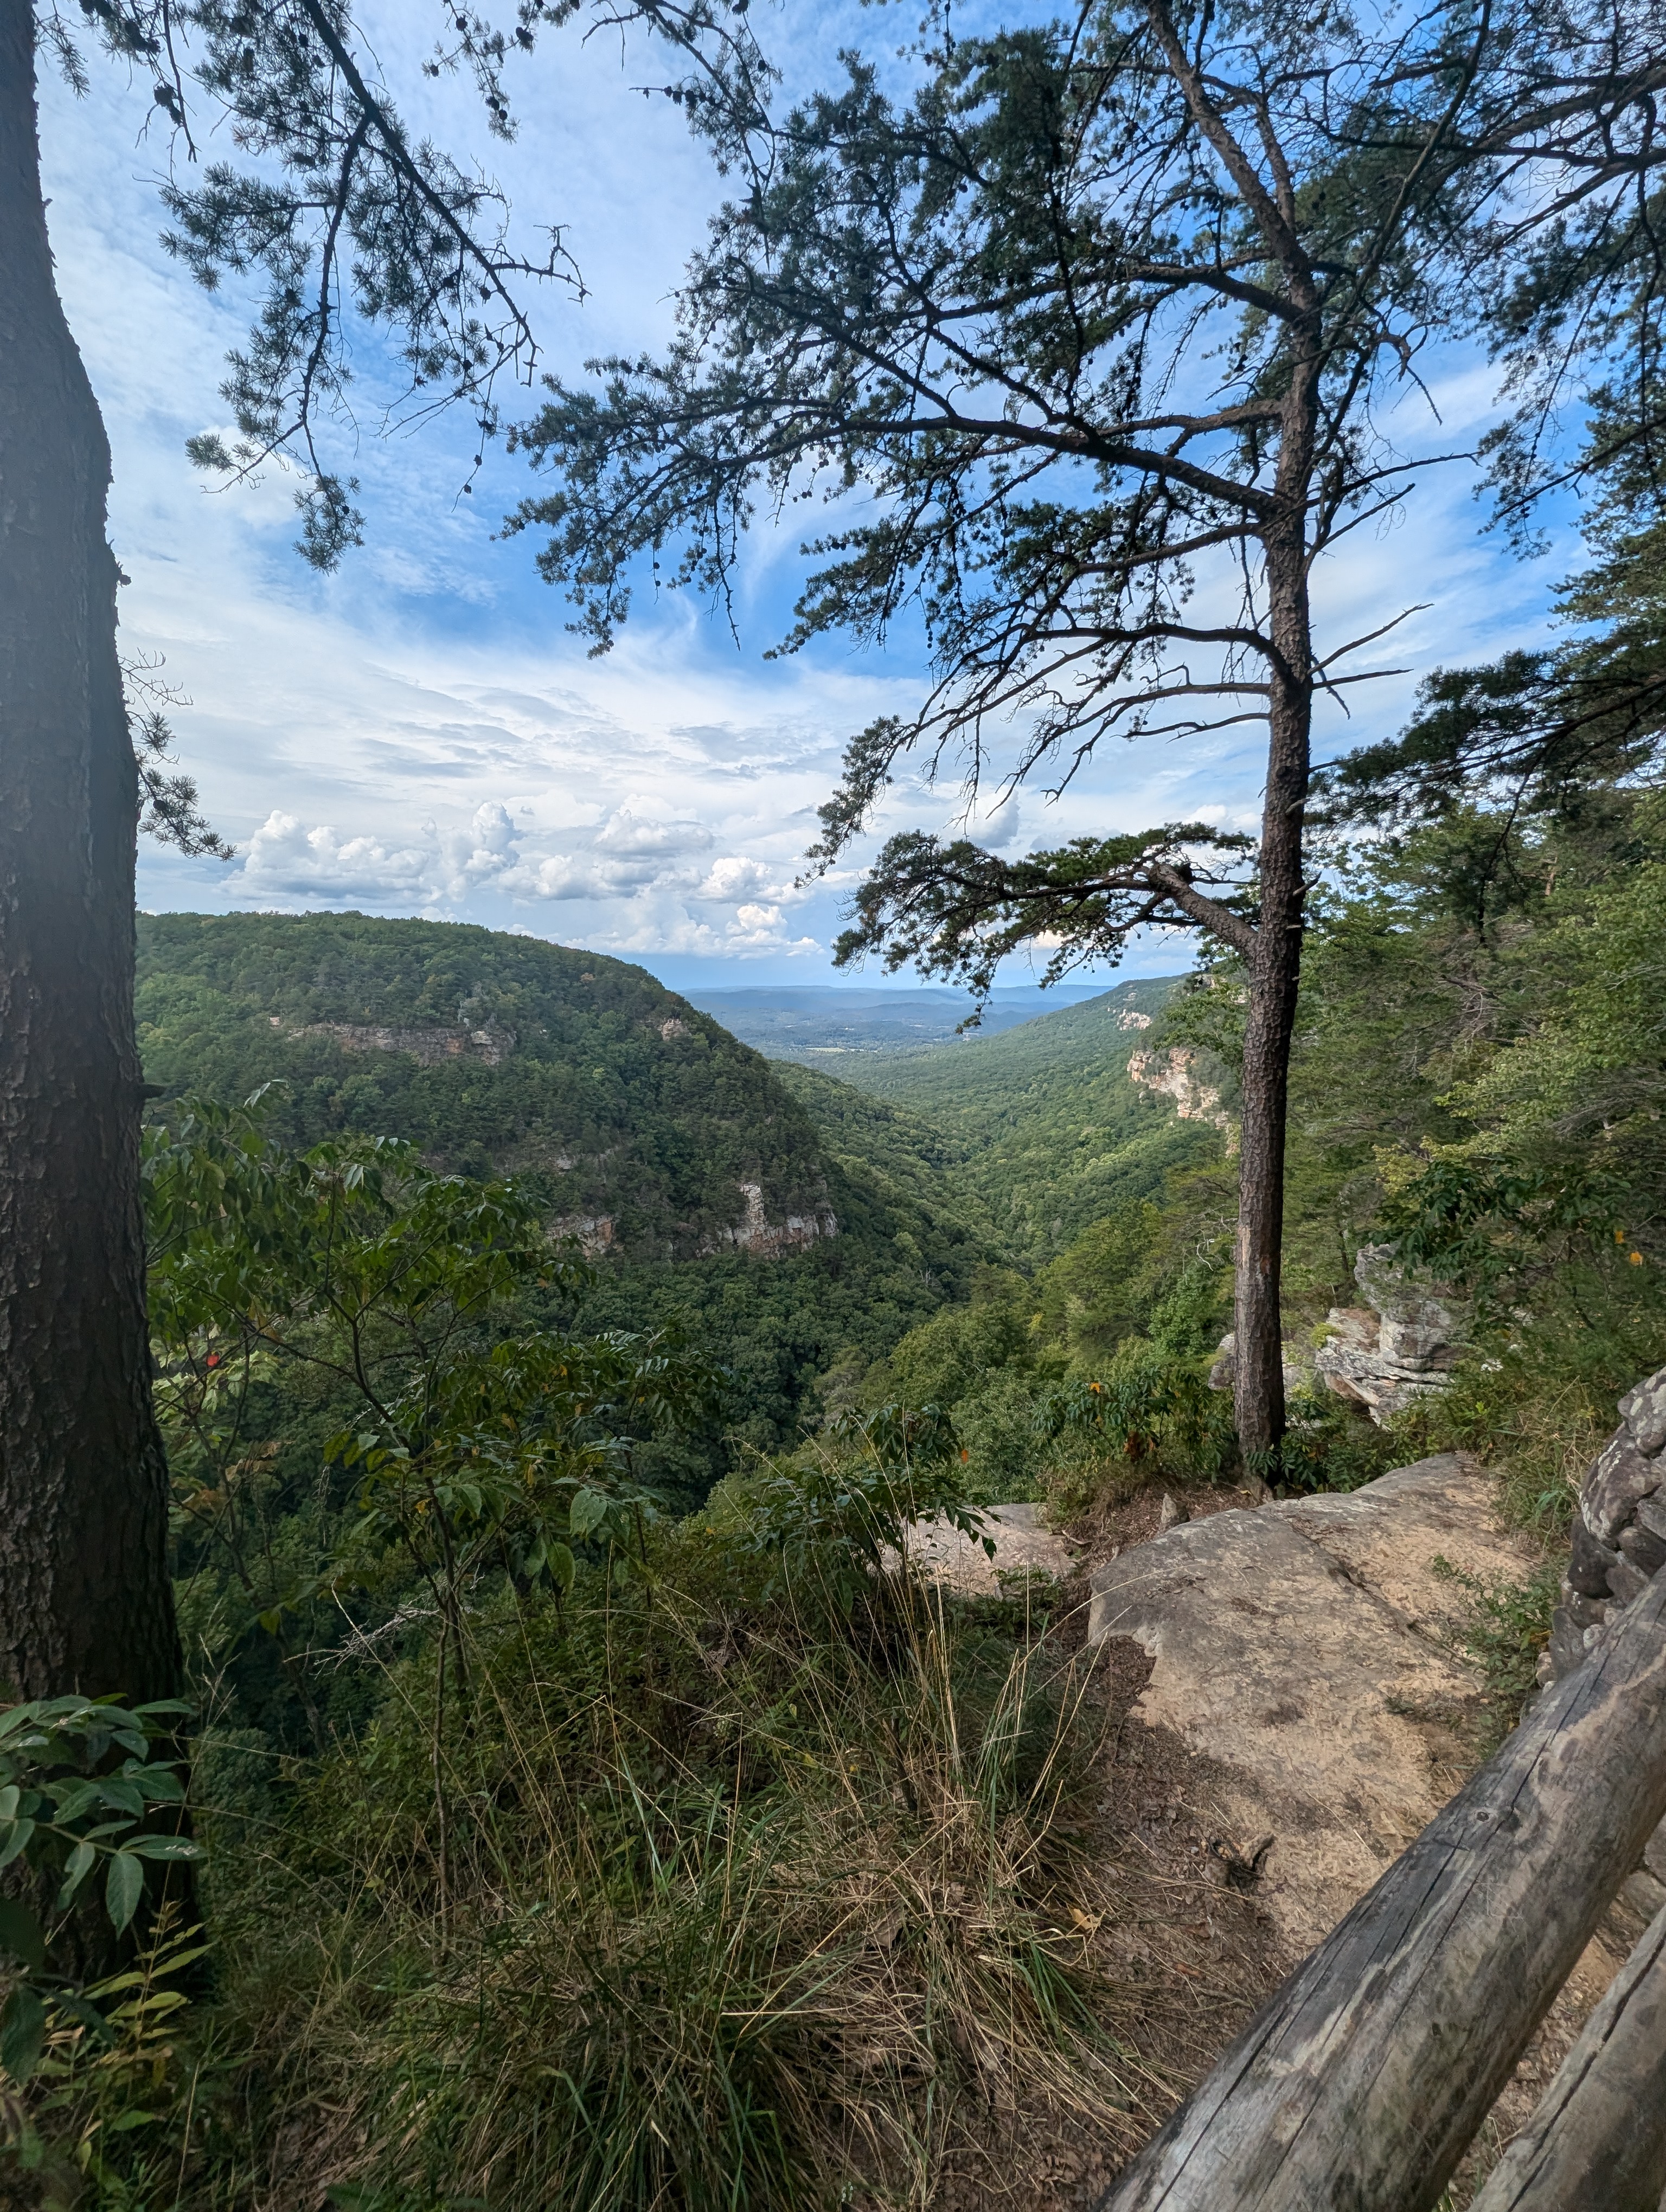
xmin=1230 ymin=426 xmax=1316 ymax=1465
xmin=1098 ymin=1570 xmax=1666 ymax=2212
xmin=0 ymin=0 xmax=181 ymax=1704
xmin=1469 ymin=1899 xmax=1666 ymax=2212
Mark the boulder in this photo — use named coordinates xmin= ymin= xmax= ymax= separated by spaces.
xmin=899 ymin=1501 xmax=1079 ymax=1595
xmin=1542 ymin=1362 xmax=1666 ymax=1690
xmin=1086 ymin=1454 xmax=1535 ymax=1954
xmin=1312 ymin=1244 xmax=1467 ymax=1424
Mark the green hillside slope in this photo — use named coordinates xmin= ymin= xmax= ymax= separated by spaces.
xmin=137 ymin=911 xmax=835 ymax=1258
xmin=136 ymin=913 xmax=984 ymax=1465
xmin=839 ymin=974 xmax=1223 ymax=1261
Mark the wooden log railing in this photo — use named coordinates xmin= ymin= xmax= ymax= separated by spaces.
xmin=1468 ymin=1899 xmax=1666 ymax=2212
xmin=1097 ymin=1571 xmax=1666 ymax=2212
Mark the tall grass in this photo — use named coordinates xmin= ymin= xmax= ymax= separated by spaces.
xmin=35 ymin=1463 xmax=1140 ymax=2211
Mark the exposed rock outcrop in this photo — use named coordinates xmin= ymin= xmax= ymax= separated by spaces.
xmin=898 ymin=1502 xmax=1080 ymax=1594
xmin=550 ymin=1213 xmax=615 ymax=1256
xmin=1540 ymin=1365 xmax=1666 ymax=1925
xmin=1542 ymin=1366 xmax=1666 ymax=1686
xmin=303 ymin=1020 xmax=515 ymax=1067
xmin=1312 ymin=1243 xmax=1467 ymax=1423
xmin=1086 ymin=1454 xmax=1537 ymax=1953
xmin=1127 ymin=1044 xmax=1234 ymax=1141
xmin=713 ymin=1180 xmax=837 ymax=1257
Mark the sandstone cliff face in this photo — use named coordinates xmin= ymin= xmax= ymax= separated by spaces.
xmin=1207 ymin=1244 xmax=1468 ymax=1422
xmin=710 ymin=1180 xmax=837 ymax=1257
xmin=1127 ymin=1044 xmax=1234 ymax=1140
xmin=302 ymin=1019 xmax=515 ymax=1066
xmin=550 ymin=1213 xmax=616 ymax=1256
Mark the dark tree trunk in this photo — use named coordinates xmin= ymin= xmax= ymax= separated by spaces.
xmin=1231 ymin=419 xmax=1316 ymax=1468
xmin=0 ymin=0 xmax=181 ymax=1705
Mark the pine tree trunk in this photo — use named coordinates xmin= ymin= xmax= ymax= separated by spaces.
xmin=1231 ymin=418 xmax=1317 ymax=1469
xmin=1231 ymin=745 xmax=1305 ymax=1468
xmin=0 ymin=0 xmax=181 ymax=1705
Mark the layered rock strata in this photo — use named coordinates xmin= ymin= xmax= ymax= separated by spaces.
xmin=1543 ymin=1366 xmax=1666 ymax=1687
xmin=1312 ymin=1244 xmax=1467 ymax=1423
xmin=1541 ymin=1364 xmax=1666 ymax=1922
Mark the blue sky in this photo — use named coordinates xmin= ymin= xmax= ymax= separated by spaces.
xmin=41 ymin=3 xmax=1580 ymax=990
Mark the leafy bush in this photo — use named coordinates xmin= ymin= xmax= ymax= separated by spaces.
xmin=1034 ymin=1341 xmax=1238 ymax=1515
xmin=166 ymin=1517 xmax=1133 ymax=2212
xmin=0 ymin=1696 xmax=202 ymax=2186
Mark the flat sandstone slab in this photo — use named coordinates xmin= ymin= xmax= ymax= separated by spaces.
xmin=1087 ymin=1454 xmax=1539 ymax=1953
xmin=903 ymin=1501 xmax=1080 ymax=1593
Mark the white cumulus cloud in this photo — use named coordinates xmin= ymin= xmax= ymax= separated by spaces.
xmin=241 ymin=813 xmax=435 ymax=901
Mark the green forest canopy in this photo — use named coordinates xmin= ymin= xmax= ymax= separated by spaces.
xmin=136 ymin=913 xmax=1196 ymax=1469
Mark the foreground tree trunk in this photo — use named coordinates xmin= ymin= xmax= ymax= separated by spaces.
xmin=0 ymin=0 xmax=181 ymax=1704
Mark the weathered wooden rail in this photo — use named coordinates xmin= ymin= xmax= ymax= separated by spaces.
xmin=1469 ymin=1898 xmax=1666 ymax=2211
xmin=1097 ymin=1571 xmax=1666 ymax=2212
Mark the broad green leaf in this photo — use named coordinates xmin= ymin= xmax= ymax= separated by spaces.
xmin=546 ymin=1542 xmax=575 ymax=1595
xmin=106 ymin=2107 xmax=162 ymax=2134
xmin=0 ymin=1787 xmax=17 ymax=1822
xmin=123 ymin=1836 xmax=202 ymax=1862
xmin=127 ymin=1765 xmax=185 ymax=1803
xmin=56 ymin=1839 xmax=95 ymax=1907
xmin=0 ymin=1819 xmax=36 ymax=1870
xmin=97 ymin=1779 xmax=146 ymax=1818
xmin=105 ymin=1851 xmax=144 ymax=1933
xmin=0 ymin=1898 xmax=44 ymax=1971
xmin=0 ymin=1986 xmax=46 ymax=2084
xmin=568 ymin=1487 xmax=609 ymax=1539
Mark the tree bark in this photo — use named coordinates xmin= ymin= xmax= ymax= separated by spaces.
xmin=1231 ymin=419 xmax=1316 ymax=1468
xmin=0 ymin=0 xmax=181 ymax=1705
xmin=1098 ymin=1572 xmax=1666 ymax=2212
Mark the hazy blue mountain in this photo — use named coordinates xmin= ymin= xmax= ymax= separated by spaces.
xmin=679 ymin=980 xmax=1108 ymax=1060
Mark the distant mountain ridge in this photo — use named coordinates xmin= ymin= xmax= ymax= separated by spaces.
xmin=681 ymin=980 xmax=1109 ymax=1060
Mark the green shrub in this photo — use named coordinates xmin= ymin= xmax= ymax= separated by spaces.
xmin=1034 ymin=1339 xmax=1238 ymax=1516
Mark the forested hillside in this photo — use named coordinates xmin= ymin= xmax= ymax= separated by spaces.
xmin=137 ymin=911 xmax=838 ymax=1256
xmin=847 ymin=976 xmax=1216 ymax=1262
xmin=136 ymin=913 xmax=989 ymax=1467
xmin=8 ymin=0 xmax=1666 ymax=2200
